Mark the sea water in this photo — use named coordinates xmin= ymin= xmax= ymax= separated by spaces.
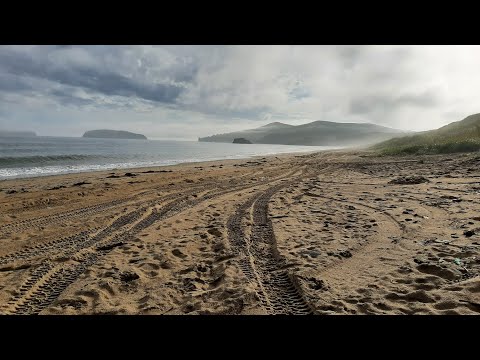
xmin=0 ymin=136 xmax=340 ymax=179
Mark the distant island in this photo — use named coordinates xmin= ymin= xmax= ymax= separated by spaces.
xmin=199 ymin=121 xmax=405 ymax=147
xmin=233 ymin=138 xmax=252 ymax=144
xmin=0 ymin=130 xmax=37 ymax=137
xmin=83 ymin=129 xmax=147 ymax=140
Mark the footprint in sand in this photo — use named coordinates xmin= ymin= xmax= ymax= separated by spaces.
xmin=172 ymin=248 xmax=188 ymax=259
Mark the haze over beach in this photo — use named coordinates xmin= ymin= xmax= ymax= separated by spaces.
xmin=0 ymin=45 xmax=479 ymax=315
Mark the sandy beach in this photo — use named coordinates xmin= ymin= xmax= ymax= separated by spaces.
xmin=0 ymin=150 xmax=479 ymax=315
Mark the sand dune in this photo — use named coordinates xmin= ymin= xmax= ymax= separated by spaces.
xmin=0 ymin=151 xmax=478 ymax=314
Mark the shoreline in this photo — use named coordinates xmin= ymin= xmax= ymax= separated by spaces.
xmin=0 ymin=148 xmax=326 ymax=183
xmin=0 ymin=135 xmax=342 ymax=182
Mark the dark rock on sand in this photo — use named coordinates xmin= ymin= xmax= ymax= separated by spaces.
xmin=464 ymin=230 xmax=475 ymax=237
xmin=339 ymin=250 xmax=352 ymax=258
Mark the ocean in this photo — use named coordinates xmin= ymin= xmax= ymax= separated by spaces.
xmin=0 ymin=136 xmax=338 ymax=180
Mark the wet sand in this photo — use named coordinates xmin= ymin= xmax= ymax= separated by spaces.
xmin=0 ymin=151 xmax=479 ymax=314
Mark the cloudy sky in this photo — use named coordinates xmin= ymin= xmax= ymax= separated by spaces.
xmin=0 ymin=45 xmax=479 ymax=140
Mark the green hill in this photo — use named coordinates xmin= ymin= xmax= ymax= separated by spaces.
xmin=373 ymin=113 xmax=480 ymax=155
xmin=199 ymin=121 xmax=404 ymax=146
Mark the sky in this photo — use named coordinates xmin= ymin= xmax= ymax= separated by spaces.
xmin=0 ymin=45 xmax=479 ymax=140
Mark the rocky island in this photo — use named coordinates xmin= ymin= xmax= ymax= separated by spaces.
xmin=83 ymin=130 xmax=147 ymax=140
xmin=0 ymin=130 xmax=37 ymax=137
xmin=232 ymin=137 xmax=252 ymax=144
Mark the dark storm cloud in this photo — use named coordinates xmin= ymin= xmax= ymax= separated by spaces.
xmin=349 ymin=91 xmax=440 ymax=115
xmin=54 ymin=68 xmax=184 ymax=103
xmin=0 ymin=74 xmax=34 ymax=92
xmin=0 ymin=46 xmax=189 ymax=106
xmin=48 ymin=88 xmax=96 ymax=107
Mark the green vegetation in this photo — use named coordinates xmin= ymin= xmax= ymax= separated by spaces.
xmin=372 ymin=114 xmax=480 ymax=155
xmin=199 ymin=121 xmax=404 ymax=146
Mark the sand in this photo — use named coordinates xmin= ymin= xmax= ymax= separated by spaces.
xmin=0 ymin=151 xmax=478 ymax=315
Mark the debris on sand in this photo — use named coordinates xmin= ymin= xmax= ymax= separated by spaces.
xmin=120 ymin=271 xmax=139 ymax=282
xmin=97 ymin=242 xmax=125 ymax=251
xmin=47 ymin=185 xmax=67 ymax=190
xmin=72 ymin=181 xmax=92 ymax=187
xmin=389 ymin=176 xmax=430 ymax=185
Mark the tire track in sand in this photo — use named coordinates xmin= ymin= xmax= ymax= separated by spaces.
xmin=3 ymin=167 xmax=304 ymax=315
xmin=227 ymin=175 xmax=314 ymax=315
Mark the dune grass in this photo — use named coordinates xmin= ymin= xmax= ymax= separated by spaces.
xmin=372 ymin=114 xmax=480 ymax=155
